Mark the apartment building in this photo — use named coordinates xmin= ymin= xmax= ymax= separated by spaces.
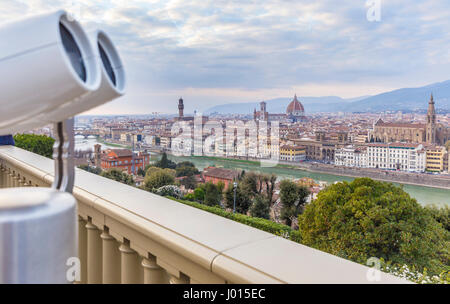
xmin=367 ymin=143 xmax=426 ymax=172
xmin=262 ymin=142 xmax=280 ymax=159
xmin=335 ymin=146 xmax=367 ymax=168
xmin=159 ymin=135 xmax=172 ymax=149
xmin=279 ymin=145 xmax=306 ymax=162
xmin=425 ymin=146 xmax=447 ymax=172
xmin=100 ymin=149 xmax=150 ymax=175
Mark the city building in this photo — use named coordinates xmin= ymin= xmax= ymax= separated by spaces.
xmin=367 ymin=143 xmax=426 ymax=172
xmin=353 ymin=132 xmax=370 ymax=144
xmin=159 ymin=135 xmax=172 ymax=149
xmin=279 ymin=145 xmax=306 ymax=162
xmin=292 ymin=130 xmax=349 ymax=162
xmin=176 ymin=97 xmax=209 ymax=123
xmin=425 ymin=146 xmax=447 ymax=172
xmin=99 ymin=148 xmax=150 ymax=175
xmin=286 ymin=94 xmax=305 ymax=122
xmin=262 ymin=141 xmax=280 ymax=159
xmin=202 ymin=167 xmax=241 ymax=189
xmin=253 ymin=95 xmax=306 ymax=122
xmin=371 ymin=95 xmax=449 ymax=145
xmin=335 ymin=145 xmax=367 ymax=168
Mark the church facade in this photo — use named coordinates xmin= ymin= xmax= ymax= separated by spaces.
xmin=371 ymin=94 xmax=449 ymax=145
xmin=253 ymin=94 xmax=306 ymax=122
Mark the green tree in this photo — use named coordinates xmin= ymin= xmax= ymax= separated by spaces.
xmin=184 ymin=193 xmax=196 ymax=201
xmin=193 ymin=187 xmax=206 ymax=202
xmin=216 ymin=181 xmax=225 ymax=194
xmin=224 ymin=183 xmax=252 ymax=214
xmin=204 ymin=182 xmax=222 ymax=207
xmin=143 ymin=168 xmax=175 ymax=191
xmin=445 ymin=140 xmax=450 ymax=151
xmin=14 ymin=134 xmax=55 ymax=158
xmin=175 ymin=162 xmax=199 ymax=177
xmin=249 ymin=194 xmax=270 ymax=219
xmin=263 ymin=174 xmax=277 ymax=205
xmin=100 ymin=168 xmax=134 ymax=185
xmin=279 ymin=180 xmax=309 ymax=226
xmin=298 ymin=178 xmax=449 ymax=275
xmin=425 ymin=205 xmax=450 ymax=231
xmin=155 ymin=152 xmax=176 ymax=169
xmin=180 ymin=175 xmax=197 ymax=190
xmin=145 ymin=166 xmax=176 ymax=178
xmin=240 ymin=172 xmax=258 ymax=196
xmin=137 ymin=167 xmax=146 ymax=177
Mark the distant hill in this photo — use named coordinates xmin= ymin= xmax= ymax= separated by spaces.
xmin=342 ymin=80 xmax=450 ymax=112
xmin=205 ymin=96 xmax=361 ymax=114
xmin=205 ymin=80 xmax=450 ymax=114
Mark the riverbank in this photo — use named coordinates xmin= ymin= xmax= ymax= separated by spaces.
xmin=302 ymin=163 xmax=450 ymax=190
xmin=149 ymin=151 xmax=449 ymax=206
xmin=153 ymin=151 xmax=450 ymax=190
xmin=96 ymin=137 xmax=131 ymax=149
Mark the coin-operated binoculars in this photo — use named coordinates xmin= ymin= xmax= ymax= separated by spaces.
xmin=0 ymin=10 xmax=125 ymax=283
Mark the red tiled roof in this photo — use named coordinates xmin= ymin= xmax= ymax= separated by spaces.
xmin=202 ymin=167 xmax=240 ymax=180
xmin=286 ymin=95 xmax=304 ymax=114
xmin=108 ymin=149 xmax=133 ymax=157
xmin=375 ymin=121 xmax=425 ymax=128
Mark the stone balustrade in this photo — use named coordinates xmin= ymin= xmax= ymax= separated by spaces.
xmin=0 ymin=146 xmax=409 ymax=284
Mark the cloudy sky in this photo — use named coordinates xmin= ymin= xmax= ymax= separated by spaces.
xmin=2 ymin=0 xmax=450 ymax=114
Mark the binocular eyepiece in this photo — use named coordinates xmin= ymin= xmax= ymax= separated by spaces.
xmin=0 ymin=10 xmax=126 ymax=135
xmin=0 ymin=10 xmax=127 ymax=283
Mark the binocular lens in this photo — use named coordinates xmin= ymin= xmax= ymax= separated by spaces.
xmin=59 ymin=22 xmax=87 ymax=82
xmin=98 ymin=42 xmax=117 ymax=86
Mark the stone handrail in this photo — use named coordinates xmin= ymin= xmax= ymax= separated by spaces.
xmin=0 ymin=146 xmax=409 ymax=284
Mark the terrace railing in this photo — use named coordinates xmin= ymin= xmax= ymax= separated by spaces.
xmin=0 ymin=146 xmax=408 ymax=284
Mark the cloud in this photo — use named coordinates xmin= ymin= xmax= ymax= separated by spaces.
xmin=1 ymin=0 xmax=450 ymax=114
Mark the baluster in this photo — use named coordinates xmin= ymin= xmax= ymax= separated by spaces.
xmin=7 ymin=168 xmax=13 ymax=188
xmin=12 ymin=171 xmax=19 ymax=187
xmin=17 ymin=174 xmax=25 ymax=187
xmin=119 ymin=239 xmax=142 ymax=284
xmin=86 ymin=219 xmax=102 ymax=284
xmin=169 ymin=272 xmax=190 ymax=284
xmin=0 ymin=164 xmax=5 ymax=188
xmin=142 ymin=254 xmax=167 ymax=284
xmin=78 ymin=217 xmax=87 ymax=284
xmin=101 ymin=227 xmax=120 ymax=284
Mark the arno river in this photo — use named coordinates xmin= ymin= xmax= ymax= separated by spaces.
xmin=76 ymin=137 xmax=449 ymax=207
xmin=161 ymin=154 xmax=450 ymax=207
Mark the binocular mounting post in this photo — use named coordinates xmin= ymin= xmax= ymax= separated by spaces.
xmin=52 ymin=118 xmax=75 ymax=193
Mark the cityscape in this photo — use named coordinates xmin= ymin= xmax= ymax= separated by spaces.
xmin=62 ymin=92 xmax=450 ymax=181
xmin=0 ymin=0 xmax=449 ymax=289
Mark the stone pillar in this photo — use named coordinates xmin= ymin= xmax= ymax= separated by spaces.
xmin=119 ymin=240 xmax=141 ymax=284
xmin=0 ymin=164 xmax=6 ymax=188
xmin=142 ymin=255 xmax=167 ymax=284
xmin=101 ymin=228 xmax=121 ymax=284
xmin=77 ymin=217 xmax=88 ymax=284
xmin=7 ymin=168 xmax=13 ymax=187
xmin=86 ymin=220 xmax=102 ymax=284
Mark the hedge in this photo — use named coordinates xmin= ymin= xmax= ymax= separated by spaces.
xmin=168 ymin=197 xmax=301 ymax=243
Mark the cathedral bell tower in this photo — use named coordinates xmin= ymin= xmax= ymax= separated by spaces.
xmin=426 ymin=93 xmax=436 ymax=144
xmin=178 ymin=97 xmax=184 ymax=119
